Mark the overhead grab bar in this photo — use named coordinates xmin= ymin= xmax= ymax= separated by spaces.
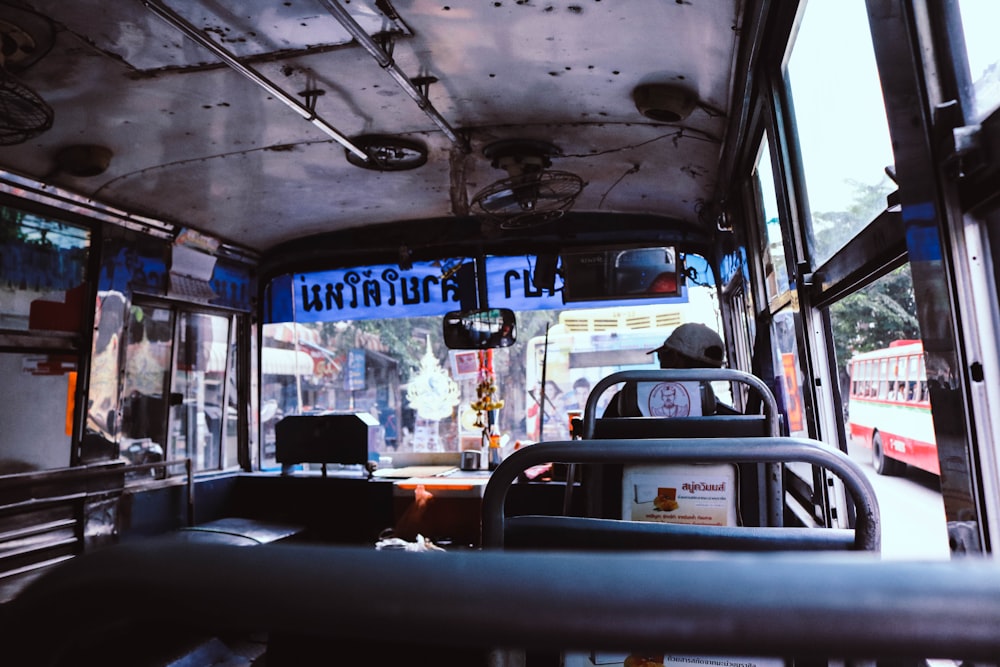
xmin=142 ymin=0 xmax=370 ymax=162
xmin=317 ymin=0 xmax=470 ymax=153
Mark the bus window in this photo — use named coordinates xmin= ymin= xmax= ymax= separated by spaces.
xmin=756 ymin=137 xmax=789 ymax=304
xmin=0 ymin=208 xmax=89 ymax=330
xmin=917 ymin=356 xmax=929 ymax=404
xmin=958 ymin=0 xmax=1000 ymax=120
xmin=829 ymin=266 xmax=947 ymax=557
xmin=170 ymin=312 xmax=233 ymax=471
xmin=772 ymin=309 xmax=807 ymax=438
xmin=1 ymin=207 xmax=91 ymax=472
xmin=877 ymin=359 xmax=888 ymax=400
xmin=222 ymin=322 xmax=240 ymax=470
xmin=887 ymin=357 xmax=903 ymax=401
xmin=120 ymin=304 xmax=172 ymax=467
xmin=121 ymin=304 xmax=237 ymax=472
xmin=785 ymin=0 xmax=895 ymax=266
xmin=259 ymin=322 xmax=326 ymax=469
xmin=261 ymin=253 xmax=721 ymax=464
xmin=906 ymin=355 xmax=921 ymax=403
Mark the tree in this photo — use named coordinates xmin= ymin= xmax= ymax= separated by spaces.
xmin=319 ymin=316 xmax=441 ymax=380
xmin=829 ymin=264 xmax=921 ymax=367
xmin=810 ymin=177 xmax=892 ymax=263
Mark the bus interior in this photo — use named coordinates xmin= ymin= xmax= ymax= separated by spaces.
xmin=2 ymin=0 xmax=1000 ymax=664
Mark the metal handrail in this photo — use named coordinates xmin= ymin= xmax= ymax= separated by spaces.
xmin=142 ymin=0 xmax=369 ymax=161
xmin=0 ymin=460 xmax=126 ymax=492
xmin=7 ymin=542 xmax=1000 ymax=662
xmin=0 ymin=458 xmax=194 ymax=526
xmin=582 ymin=368 xmax=781 ymax=438
xmin=318 ymin=0 xmax=469 ymax=152
xmin=482 ymin=437 xmax=880 ymax=551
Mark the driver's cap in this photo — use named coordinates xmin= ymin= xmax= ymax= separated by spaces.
xmin=647 ymin=322 xmax=725 ymax=367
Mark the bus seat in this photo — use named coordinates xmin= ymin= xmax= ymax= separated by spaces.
xmin=173 ymin=517 xmax=305 ymax=546
xmin=582 ymin=368 xmax=782 ymax=439
xmin=577 ymin=368 xmax=782 ymax=527
xmin=9 ymin=542 xmax=1000 ymax=664
xmin=585 ymin=414 xmax=772 ymax=526
xmin=503 ymin=515 xmax=857 ymax=551
xmin=591 ymin=414 xmax=770 ymax=439
xmin=481 ymin=437 xmax=880 ymax=553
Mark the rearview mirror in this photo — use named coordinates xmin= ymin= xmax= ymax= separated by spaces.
xmin=443 ymin=308 xmax=517 ymax=349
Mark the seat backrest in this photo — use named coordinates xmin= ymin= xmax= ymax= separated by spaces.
xmin=579 ymin=368 xmax=781 ymax=526
xmin=481 ymin=437 xmax=880 ymax=553
xmin=583 ymin=368 xmax=781 ymax=439
xmin=592 ymin=414 xmax=770 ymax=439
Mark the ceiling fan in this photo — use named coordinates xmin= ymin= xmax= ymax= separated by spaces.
xmin=0 ymin=12 xmax=54 ymax=146
xmin=471 ymin=139 xmax=584 ymax=229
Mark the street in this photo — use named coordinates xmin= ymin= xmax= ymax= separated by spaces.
xmin=844 ymin=437 xmax=951 ymax=560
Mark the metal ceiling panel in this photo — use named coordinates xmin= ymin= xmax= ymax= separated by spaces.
xmin=0 ymin=0 xmax=743 ymax=253
xmin=31 ymin=0 xmax=406 ymax=71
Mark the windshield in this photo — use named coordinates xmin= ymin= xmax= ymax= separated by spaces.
xmin=260 ymin=252 xmax=719 ymax=469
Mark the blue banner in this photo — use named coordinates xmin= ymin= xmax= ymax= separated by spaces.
xmin=281 ymin=255 xmax=692 ymax=323
xmin=289 ymin=256 xmax=564 ymax=322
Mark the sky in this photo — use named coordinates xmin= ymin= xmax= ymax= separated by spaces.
xmin=769 ymin=0 xmax=999 ymax=218
xmin=958 ymin=0 xmax=1000 ymax=119
xmin=785 ymin=0 xmax=895 ymax=215
xmin=750 ymin=0 xmax=1000 ymax=269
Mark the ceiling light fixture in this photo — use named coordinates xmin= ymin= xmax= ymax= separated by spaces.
xmin=632 ymin=83 xmax=699 ymax=123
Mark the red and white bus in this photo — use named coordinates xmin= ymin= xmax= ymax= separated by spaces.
xmin=847 ymin=340 xmax=938 ymax=476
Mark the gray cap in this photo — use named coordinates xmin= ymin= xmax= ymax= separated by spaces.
xmin=648 ymin=322 xmax=725 ymax=367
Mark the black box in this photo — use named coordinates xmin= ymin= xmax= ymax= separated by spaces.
xmin=275 ymin=413 xmax=377 ymax=466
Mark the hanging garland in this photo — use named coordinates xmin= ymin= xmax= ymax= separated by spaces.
xmin=470 ymin=349 xmax=504 ymax=428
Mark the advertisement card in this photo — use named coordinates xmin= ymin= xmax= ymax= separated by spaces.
xmin=622 ymin=464 xmax=736 ymax=526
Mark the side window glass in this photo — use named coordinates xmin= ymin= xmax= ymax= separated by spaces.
xmin=224 ymin=323 xmax=241 ymax=469
xmin=756 ymin=137 xmax=789 ymax=304
xmin=169 ymin=312 xmax=232 ymax=471
xmin=772 ymin=309 xmax=807 ymax=438
xmin=0 ymin=207 xmax=89 ymax=329
xmin=1 ymin=207 xmax=91 ymax=472
xmin=786 ymin=0 xmax=895 ymax=266
xmin=828 ymin=265 xmax=948 ymax=559
xmin=121 ymin=305 xmax=236 ymax=473
xmin=958 ymin=0 xmax=1000 ymax=120
xmin=121 ymin=304 xmax=173 ymax=466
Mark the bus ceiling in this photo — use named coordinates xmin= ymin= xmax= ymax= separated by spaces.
xmin=0 ymin=1 xmax=748 ymax=257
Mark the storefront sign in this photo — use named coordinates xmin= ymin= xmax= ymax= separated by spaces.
xmin=346 ymin=348 xmax=366 ymax=391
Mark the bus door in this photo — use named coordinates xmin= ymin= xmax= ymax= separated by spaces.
xmin=120 ymin=303 xmax=173 ymax=468
xmin=122 ymin=302 xmax=234 ymax=472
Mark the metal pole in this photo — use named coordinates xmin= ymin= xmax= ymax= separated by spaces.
xmin=142 ymin=0 xmax=369 ymax=161
xmin=317 ymin=0 xmax=469 ymax=153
